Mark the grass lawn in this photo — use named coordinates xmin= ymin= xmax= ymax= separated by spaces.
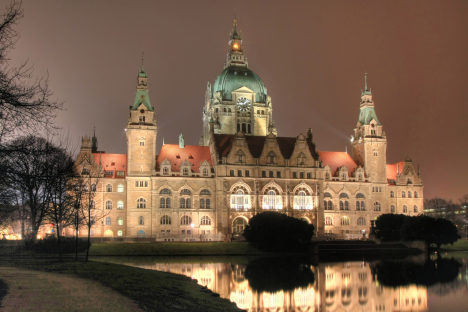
xmin=0 ymin=257 xmax=242 ymax=312
xmin=89 ymin=241 xmax=267 ymax=256
xmin=440 ymin=239 xmax=468 ymax=251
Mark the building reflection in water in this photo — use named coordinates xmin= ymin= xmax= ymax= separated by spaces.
xmin=123 ymin=260 xmax=427 ymax=312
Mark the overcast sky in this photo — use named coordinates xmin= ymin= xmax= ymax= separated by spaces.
xmin=8 ymin=0 xmax=468 ymax=200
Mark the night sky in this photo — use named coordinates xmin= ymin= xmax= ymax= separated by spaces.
xmin=9 ymin=1 xmax=468 ymax=200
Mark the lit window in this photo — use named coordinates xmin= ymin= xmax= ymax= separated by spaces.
xmin=117 ymin=201 xmax=124 ymax=209
xmin=117 ymin=217 xmax=123 ymax=225
xmin=341 ymin=217 xmax=350 ymax=226
xmin=325 ymin=217 xmax=333 ymax=225
xmin=200 ymin=216 xmax=211 ymax=225
xmin=117 ymin=184 xmax=124 ymax=192
xmin=117 ymin=230 xmax=122 ymax=236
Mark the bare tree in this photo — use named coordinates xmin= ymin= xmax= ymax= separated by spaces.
xmin=0 ymin=0 xmax=63 ymax=146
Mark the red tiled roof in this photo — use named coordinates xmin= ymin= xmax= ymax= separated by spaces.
xmin=93 ymin=153 xmax=127 ymax=178
xmin=156 ymin=144 xmax=212 ymax=173
xmin=318 ymin=151 xmax=358 ymax=177
xmin=214 ymin=134 xmax=316 ymax=160
xmin=387 ymin=161 xmax=405 ymax=181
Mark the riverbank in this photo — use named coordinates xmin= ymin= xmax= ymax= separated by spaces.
xmin=0 ymin=257 xmax=242 ymax=312
xmin=440 ymin=239 xmax=468 ymax=251
xmin=89 ymin=241 xmax=267 ymax=256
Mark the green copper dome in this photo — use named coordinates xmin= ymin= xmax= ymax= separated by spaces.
xmin=212 ymin=66 xmax=268 ymax=103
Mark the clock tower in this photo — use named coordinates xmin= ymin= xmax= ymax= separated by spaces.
xmin=200 ymin=19 xmax=275 ymax=145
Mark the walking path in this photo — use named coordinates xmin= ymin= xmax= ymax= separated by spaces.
xmin=0 ymin=267 xmax=142 ymax=312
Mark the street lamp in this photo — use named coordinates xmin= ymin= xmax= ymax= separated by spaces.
xmin=190 ymin=223 xmax=194 ymax=242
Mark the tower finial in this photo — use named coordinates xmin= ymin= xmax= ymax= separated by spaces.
xmin=141 ymin=52 xmax=144 ymax=72
xmin=93 ymin=126 xmax=95 ymax=137
xmin=364 ymin=71 xmax=367 ymax=91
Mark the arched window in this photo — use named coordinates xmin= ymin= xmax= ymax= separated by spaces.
xmin=297 ymin=191 xmax=306 ymax=209
xmin=267 ymin=190 xmax=276 ymax=209
xmin=117 ymin=217 xmax=123 ymax=225
xmin=223 ymin=108 xmax=227 ymax=112
xmin=106 ymin=200 xmax=112 ymax=210
xmin=339 ymin=193 xmax=349 ymax=199
xmin=200 ymin=189 xmax=211 ymax=195
xmin=237 ymin=123 xmax=240 ymax=132
xmin=200 ymin=216 xmax=211 ymax=225
xmin=160 ymin=188 xmax=172 ymax=195
xmin=203 ymin=168 xmax=209 ymax=176
xmin=160 ymin=215 xmax=171 ymax=225
xmin=374 ymin=202 xmax=381 ymax=211
xmin=261 ymin=110 xmax=265 ymax=114
xmin=186 ymin=198 xmax=191 ymax=208
xmin=340 ymin=201 xmax=344 ymax=210
xmin=325 ymin=217 xmax=333 ymax=225
xmin=138 ymin=216 xmax=144 ymax=225
xmin=200 ymin=198 xmax=205 ymax=209
xmin=402 ymin=191 xmax=406 ymax=198
xmin=327 ymin=201 xmax=332 ymax=210
xmin=137 ymin=198 xmax=146 ymax=208
xmin=105 ymin=217 xmax=111 ymax=225
xmin=403 ymin=205 xmax=408 ymax=213
xmin=356 ymin=193 xmax=365 ymax=199
xmin=361 ymin=201 xmax=365 ymax=210
xmin=341 ymin=217 xmax=350 ymax=226
xmin=166 ymin=198 xmax=171 ymax=208
xmin=325 ymin=172 xmax=330 ymax=179
xmin=344 ymin=201 xmax=349 ymax=210
xmin=357 ymin=217 xmax=366 ymax=226
xmin=117 ymin=201 xmax=124 ymax=209
xmin=391 ymin=205 xmax=396 ymax=213
xmin=324 ymin=200 xmax=332 ymax=210
xmin=181 ymin=216 xmax=192 ymax=225
xmin=106 ymin=184 xmax=112 ymax=192
xmin=117 ymin=184 xmax=124 ymax=192
xmin=180 ymin=198 xmax=186 ymax=209
xmin=180 ymin=189 xmax=191 ymax=195
xmin=414 ymin=191 xmax=419 ymax=198
xmin=206 ymin=199 xmax=211 ymax=209
xmin=408 ymin=191 xmax=412 ymax=198
xmin=267 ymin=151 xmax=277 ymax=164
xmin=324 ymin=192 xmax=332 ymax=198
xmin=413 ymin=205 xmax=418 ymax=213
xmin=356 ymin=201 xmax=360 ymax=211
xmin=390 ymin=191 xmax=395 ymax=198
xmin=242 ymin=123 xmax=246 ymax=133
xmin=160 ymin=198 xmax=166 ymax=208
xmin=117 ymin=230 xmax=123 ymax=237
xmin=247 ymin=124 xmax=251 ymax=133
xmin=236 ymin=190 xmax=244 ymax=209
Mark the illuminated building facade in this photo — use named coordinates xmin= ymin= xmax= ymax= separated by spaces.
xmin=74 ymin=19 xmax=424 ymax=239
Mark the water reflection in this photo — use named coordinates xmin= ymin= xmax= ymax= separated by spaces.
xmin=92 ymin=255 xmax=465 ymax=311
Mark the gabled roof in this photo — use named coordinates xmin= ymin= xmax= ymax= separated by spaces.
xmin=386 ymin=161 xmax=405 ymax=181
xmin=156 ymin=144 xmax=212 ymax=173
xmin=93 ymin=153 xmax=127 ymax=178
xmin=318 ymin=151 xmax=358 ymax=177
xmin=213 ymin=134 xmax=314 ymax=160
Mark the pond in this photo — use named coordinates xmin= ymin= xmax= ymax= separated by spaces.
xmin=92 ymin=252 xmax=468 ymax=312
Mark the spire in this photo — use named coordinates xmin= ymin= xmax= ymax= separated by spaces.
xmin=365 ymin=71 xmax=367 ymax=91
xmin=231 ymin=18 xmax=241 ymax=40
xmin=132 ymin=54 xmax=153 ymax=111
xmin=91 ymin=126 xmax=98 ymax=153
xmin=361 ymin=71 xmax=372 ymax=96
xmin=179 ymin=133 xmax=185 ymax=148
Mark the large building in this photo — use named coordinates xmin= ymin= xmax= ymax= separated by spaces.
xmin=74 ymin=19 xmax=424 ymax=240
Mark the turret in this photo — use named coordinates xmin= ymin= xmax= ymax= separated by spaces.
xmin=351 ymin=73 xmax=387 ymax=183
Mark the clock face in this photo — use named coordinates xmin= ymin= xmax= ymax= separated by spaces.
xmin=237 ymin=97 xmax=251 ymax=112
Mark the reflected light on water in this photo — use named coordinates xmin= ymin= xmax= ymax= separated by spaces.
xmin=117 ymin=261 xmax=429 ymax=312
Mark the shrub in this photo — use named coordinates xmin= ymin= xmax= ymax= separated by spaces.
xmin=243 ymin=212 xmax=314 ymax=251
xmin=24 ymin=236 xmax=89 ymax=254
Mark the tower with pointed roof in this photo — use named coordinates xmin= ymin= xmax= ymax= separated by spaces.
xmin=351 ymin=73 xmax=387 ymax=183
xmin=126 ymin=54 xmax=157 ymax=176
xmin=200 ymin=19 xmax=275 ymax=146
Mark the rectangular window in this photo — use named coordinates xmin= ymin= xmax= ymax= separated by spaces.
xmin=145 ymin=181 xmax=148 ymax=187
xmin=181 ymin=230 xmax=185 ymax=234
xmin=293 ymin=172 xmax=297 ymax=179
xmin=105 ymin=171 xmax=113 ymax=176
xmin=135 ymin=181 xmax=139 ymax=187
xmin=116 ymin=171 xmax=125 ymax=177
xmin=230 ymin=170 xmax=235 ymax=177
xmin=262 ymin=171 xmax=266 ymax=178
xmin=161 ymin=230 xmax=165 ymax=234
xmin=307 ymin=172 xmax=311 ymax=179
xmin=187 ymin=230 xmax=191 ymax=235
xmin=207 ymin=230 xmax=210 ymax=234
xmin=277 ymin=171 xmax=281 ymax=178
xmin=238 ymin=170 xmax=242 ymax=177
xmin=245 ymin=170 xmax=250 ymax=177
xmin=269 ymin=171 xmax=274 ymax=178
xmin=300 ymin=172 xmax=304 ymax=179
xmin=167 ymin=230 xmax=170 ymax=234
xmin=201 ymin=230 xmax=205 ymax=235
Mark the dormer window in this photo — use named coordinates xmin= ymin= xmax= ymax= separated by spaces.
xmin=139 ymin=116 xmax=145 ymax=122
xmin=267 ymin=151 xmax=277 ymax=165
xmin=183 ymin=168 xmax=189 ymax=176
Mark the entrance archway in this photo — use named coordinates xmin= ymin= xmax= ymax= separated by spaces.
xmin=232 ymin=217 xmax=248 ymax=234
xmin=104 ymin=230 xmax=113 ymax=237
